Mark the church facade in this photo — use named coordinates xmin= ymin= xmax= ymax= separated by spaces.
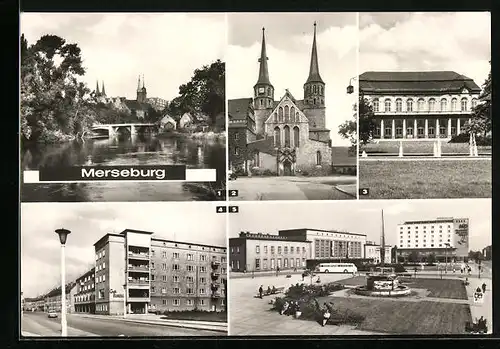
xmin=228 ymin=23 xmax=333 ymax=176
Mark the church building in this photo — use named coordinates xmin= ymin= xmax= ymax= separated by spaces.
xmin=228 ymin=23 xmax=333 ymax=176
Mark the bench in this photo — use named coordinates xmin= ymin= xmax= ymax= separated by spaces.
xmin=255 ymin=287 xmax=285 ymax=298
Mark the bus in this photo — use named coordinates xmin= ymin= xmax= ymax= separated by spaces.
xmin=315 ymin=263 xmax=357 ymax=274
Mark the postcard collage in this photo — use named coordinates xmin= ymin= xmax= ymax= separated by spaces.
xmin=19 ymin=12 xmax=492 ymax=337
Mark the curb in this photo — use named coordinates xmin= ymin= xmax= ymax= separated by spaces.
xmin=230 ymin=271 xmax=304 ymax=279
xmin=333 ymin=185 xmax=357 ymax=198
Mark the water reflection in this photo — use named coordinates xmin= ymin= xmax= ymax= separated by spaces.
xmin=21 ymin=134 xmax=226 ymax=202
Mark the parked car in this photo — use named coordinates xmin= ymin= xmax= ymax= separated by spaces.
xmin=228 ymin=170 xmax=237 ymax=180
xmin=47 ymin=312 xmax=58 ymax=318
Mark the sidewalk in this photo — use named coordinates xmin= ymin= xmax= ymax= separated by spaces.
xmin=465 ymin=278 xmax=492 ymax=333
xmin=72 ymin=313 xmax=227 ymax=333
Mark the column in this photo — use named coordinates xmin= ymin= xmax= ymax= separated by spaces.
xmin=392 ymin=119 xmax=395 ymax=139
xmin=435 ymin=119 xmax=439 ymax=138
xmin=402 ymin=119 xmax=407 ymax=138
xmin=457 ymin=119 xmax=461 ymax=135
xmin=380 ymin=119 xmax=385 ymax=139
xmin=447 ymin=118 xmax=452 ymax=138
xmin=414 ymin=119 xmax=418 ymax=139
xmin=425 ymin=119 xmax=429 ymax=138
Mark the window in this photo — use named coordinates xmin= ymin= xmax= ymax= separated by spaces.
xmin=274 ymin=127 xmax=281 ymax=147
xmin=173 ymin=299 xmax=180 ymax=306
xmin=173 ymin=276 xmax=179 ymax=282
xmin=255 ymin=258 xmax=260 ymax=270
xmin=264 ymin=246 xmax=268 ymax=253
xmin=199 ymin=299 xmax=205 ymax=306
xmin=162 ymin=300 xmax=166 ymax=305
xmin=373 ymin=99 xmax=379 ymax=112
xmin=234 ymin=133 xmax=239 ymax=141
xmin=284 ymin=246 xmax=288 ymax=254
xmin=187 ymin=276 xmax=194 ymax=283
xmin=174 ymin=287 xmax=180 ymax=294
xmin=461 ymin=98 xmax=468 ymax=111
xmin=173 ymin=252 xmax=179 ymax=259
xmin=271 ymin=246 xmax=275 ymax=254
xmin=162 ymin=263 xmax=166 ymax=270
xmin=187 ymin=288 xmax=194 ymax=294
xmin=200 ymin=288 xmax=206 ymax=294
xmin=290 ymin=246 xmax=294 ymax=254
xmin=284 ymin=125 xmax=290 ymax=147
xmin=221 ymin=256 xmax=226 ymax=263
xmin=395 ymin=98 xmax=402 ymax=112
xmin=406 ymin=99 xmax=413 ymax=112
xmin=316 ymin=151 xmax=322 ymax=165
xmin=472 ymin=98 xmax=478 ymax=109
xmin=384 ymin=99 xmax=391 ymax=112
xmin=200 ymin=277 xmax=206 ymax=284
xmin=187 ymin=254 xmax=193 ymax=261
xmin=161 ymin=288 xmax=166 ymax=294
xmin=278 ymin=107 xmax=284 ymax=122
xmin=277 ymin=246 xmax=282 ymax=254
xmin=200 ymin=255 xmax=206 ymax=261
xmin=173 ymin=264 xmax=179 ymax=271
xmin=284 ymin=105 xmax=290 ymax=122
xmin=187 ymin=265 xmax=194 ymax=272
xmin=451 ymin=98 xmax=458 ymax=111
xmin=162 ymin=275 xmax=166 ymax=281
xmin=429 ymin=98 xmax=436 ymax=111
xmin=440 ymin=98 xmax=447 ymax=111
xmin=417 ymin=98 xmax=425 ymax=111
xmin=293 ymin=126 xmax=300 ymax=148
xmin=200 ymin=266 xmax=206 ymax=272
xmin=234 ymin=147 xmax=239 ymax=156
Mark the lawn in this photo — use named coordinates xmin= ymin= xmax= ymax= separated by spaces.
xmin=359 ymin=160 xmax=491 ymax=199
xmin=160 ymin=311 xmax=227 ymax=322
xmin=363 ymin=141 xmax=491 ymax=155
xmin=320 ymin=297 xmax=471 ymax=334
xmin=336 ymin=276 xmax=367 ymax=287
xmin=399 ymin=278 xmax=468 ymax=300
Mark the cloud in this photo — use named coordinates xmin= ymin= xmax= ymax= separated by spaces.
xmin=20 ymin=13 xmax=226 ymax=101
xmin=227 ymin=14 xmax=357 ymax=146
xmin=359 ymin=12 xmax=491 ymax=86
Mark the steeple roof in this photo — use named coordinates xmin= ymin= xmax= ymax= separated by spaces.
xmin=255 ymin=27 xmax=271 ymax=86
xmin=95 ymin=80 xmax=100 ymax=95
xmin=305 ymin=22 xmax=324 ymax=84
xmin=101 ymin=81 xmax=106 ymax=96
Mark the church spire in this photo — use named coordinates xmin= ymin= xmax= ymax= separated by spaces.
xmin=137 ymin=75 xmax=141 ymax=91
xmin=142 ymin=74 xmax=146 ymax=90
xmin=95 ymin=80 xmax=100 ymax=96
xmin=305 ymin=22 xmax=324 ymax=84
xmin=101 ymin=81 xmax=106 ymax=96
xmin=255 ymin=27 xmax=271 ymax=85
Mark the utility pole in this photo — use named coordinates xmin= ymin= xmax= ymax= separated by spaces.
xmin=381 ymin=209 xmax=386 ymax=268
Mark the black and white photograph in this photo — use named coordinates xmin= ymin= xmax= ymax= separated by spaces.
xmin=20 ymin=13 xmax=226 ymax=202
xmin=21 ymin=202 xmax=227 ymax=337
xmin=357 ymin=12 xmax=491 ymax=200
xmin=226 ymin=13 xmax=358 ymax=201
xmin=228 ymin=199 xmax=491 ymax=335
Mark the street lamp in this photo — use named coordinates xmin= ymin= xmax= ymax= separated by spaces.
xmin=123 ymin=283 xmax=127 ymax=318
xmin=444 ymin=243 xmax=450 ymax=274
xmin=55 ymin=228 xmax=71 ymax=337
xmin=346 ymin=76 xmax=357 ymax=94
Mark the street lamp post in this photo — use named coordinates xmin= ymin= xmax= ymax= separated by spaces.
xmin=444 ymin=243 xmax=450 ymax=274
xmin=346 ymin=76 xmax=358 ymax=94
xmin=123 ymin=283 xmax=127 ymax=318
xmin=55 ymin=228 xmax=71 ymax=337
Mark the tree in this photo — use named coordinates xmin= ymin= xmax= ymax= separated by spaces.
xmin=165 ymin=60 xmax=225 ymax=125
xmin=20 ymin=34 xmax=95 ymax=144
xmin=391 ymin=245 xmax=398 ymax=263
xmin=358 ymin=93 xmax=377 ymax=148
xmin=467 ymin=62 xmax=491 ymax=137
xmin=408 ymin=251 xmax=420 ymax=263
xmin=338 ymin=103 xmax=357 ymax=153
xmin=426 ymin=253 xmax=436 ymax=265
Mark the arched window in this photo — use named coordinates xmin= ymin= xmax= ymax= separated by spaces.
xmin=395 ymin=98 xmax=402 ymax=112
xmin=278 ymin=107 xmax=284 ymax=122
xmin=417 ymin=98 xmax=425 ymax=111
xmin=284 ymin=125 xmax=291 ymax=147
xmin=293 ymin=126 xmax=300 ymax=148
xmin=451 ymin=98 xmax=458 ymax=111
xmin=373 ymin=99 xmax=379 ymax=112
xmin=472 ymin=98 xmax=478 ymax=109
xmin=313 ymin=98 xmax=317 ymax=105
xmin=273 ymin=127 xmax=280 ymax=147
xmin=384 ymin=99 xmax=391 ymax=112
xmin=295 ymin=112 xmax=299 ymax=121
xmin=284 ymin=105 xmax=289 ymax=122
xmin=428 ymin=98 xmax=436 ymax=111
xmin=290 ymin=107 xmax=295 ymax=122
xmin=407 ymin=99 xmax=413 ymax=112
xmin=254 ymin=151 xmax=260 ymax=167
xmin=440 ymin=98 xmax=447 ymax=112
xmin=267 ymin=87 xmax=272 ymax=97
xmin=313 ymin=85 xmax=317 ymax=93
xmin=273 ymin=113 xmax=277 ymax=123
xmin=316 ymin=151 xmax=322 ymax=165
xmin=461 ymin=98 xmax=468 ymax=111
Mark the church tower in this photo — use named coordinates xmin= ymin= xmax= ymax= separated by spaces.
xmin=303 ymin=22 xmax=329 ymax=142
xmin=253 ymin=27 xmax=274 ymax=136
xmin=95 ymin=80 xmax=101 ymax=97
xmin=101 ymin=81 xmax=106 ymax=97
xmin=137 ymin=75 xmax=147 ymax=103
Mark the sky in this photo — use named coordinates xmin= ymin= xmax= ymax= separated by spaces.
xmin=229 ymin=199 xmax=491 ymax=250
xmin=21 ymin=202 xmax=227 ymax=298
xmin=227 ymin=13 xmax=358 ymax=146
xmin=359 ymin=12 xmax=491 ymax=87
xmin=20 ymin=13 xmax=226 ymax=101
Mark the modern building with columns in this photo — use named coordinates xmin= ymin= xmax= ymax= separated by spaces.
xmin=93 ymin=229 xmax=227 ymax=315
xmin=359 ymin=71 xmax=481 ymax=140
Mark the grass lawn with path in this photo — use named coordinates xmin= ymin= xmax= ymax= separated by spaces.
xmin=160 ymin=311 xmax=227 ymax=322
xmin=359 ymin=160 xmax=491 ymax=199
xmin=363 ymin=142 xmax=491 ymax=154
xmin=319 ymin=297 xmax=471 ymax=334
xmin=399 ymin=278 xmax=468 ymax=300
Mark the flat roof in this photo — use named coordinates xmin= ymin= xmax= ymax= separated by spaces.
xmin=151 ymin=237 xmax=226 ymax=250
xmin=279 ymin=228 xmax=367 ymax=237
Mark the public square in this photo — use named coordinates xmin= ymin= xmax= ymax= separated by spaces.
xmin=21 ymin=312 xmax=226 ymax=337
xmin=228 ymin=176 xmax=356 ymax=201
xmin=229 ymin=261 xmax=492 ymax=335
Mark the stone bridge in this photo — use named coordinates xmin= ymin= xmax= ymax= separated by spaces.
xmin=91 ymin=123 xmax=158 ymax=137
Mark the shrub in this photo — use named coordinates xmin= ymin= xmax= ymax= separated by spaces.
xmin=449 ymin=133 xmax=492 ymax=146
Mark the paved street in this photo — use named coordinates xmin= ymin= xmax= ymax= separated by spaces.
xmin=229 ymin=176 xmax=356 ymax=201
xmin=229 ymin=272 xmax=379 ymax=335
xmin=22 ymin=312 xmax=225 ymax=337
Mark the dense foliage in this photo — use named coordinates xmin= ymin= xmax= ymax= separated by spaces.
xmin=358 ymin=94 xmax=376 ymax=147
xmin=165 ymin=60 xmax=225 ymax=126
xmin=338 ymin=103 xmax=357 ymax=152
xmin=467 ymin=63 xmax=491 ymax=136
xmin=20 ymin=34 xmax=98 ymax=144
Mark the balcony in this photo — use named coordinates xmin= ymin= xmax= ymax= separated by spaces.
xmin=128 ymin=251 xmax=149 ymax=260
xmin=211 ymin=271 xmax=220 ymax=279
xmin=128 ymin=279 xmax=150 ymax=288
xmin=211 ymin=260 xmax=221 ymax=269
xmin=211 ymin=291 xmax=222 ymax=298
xmin=211 ymin=282 xmax=220 ymax=290
xmin=128 ymin=265 xmax=149 ymax=273
xmin=127 ymin=296 xmax=150 ymax=302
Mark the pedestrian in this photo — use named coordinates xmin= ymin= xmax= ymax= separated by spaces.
xmin=476 ymin=286 xmax=482 ymax=294
xmin=482 ymin=283 xmax=487 ymax=293
xmin=321 ymin=304 xmax=331 ymax=327
xmin=267 ymin=286 xmax=272 ymax=295
xmin=280 ymin=300 xmax=289 ymax=315
xmin=301 ymin=272 xmax=305 ymax=281
xmin=258 ymin=285 xmax=263 ymax=299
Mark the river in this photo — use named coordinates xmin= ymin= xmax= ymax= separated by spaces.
xmin=20 ymin=133 xmax=226 ymax=202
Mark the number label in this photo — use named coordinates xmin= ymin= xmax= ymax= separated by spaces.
xmin=215 ymin=190 xmax=225 ymax=197
xmin=229 ymin=206 xmax=239 ymax=213
xmin=216 ymin=206 xmax=227 ymax=213
xmin=229 ymin=190 xmax=239 ymax=197
xmin=359 ymin=188 xmax=370 ymax=196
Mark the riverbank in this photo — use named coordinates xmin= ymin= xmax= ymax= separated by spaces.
xmin=160 ymin=130 xmax=225 ymax=142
